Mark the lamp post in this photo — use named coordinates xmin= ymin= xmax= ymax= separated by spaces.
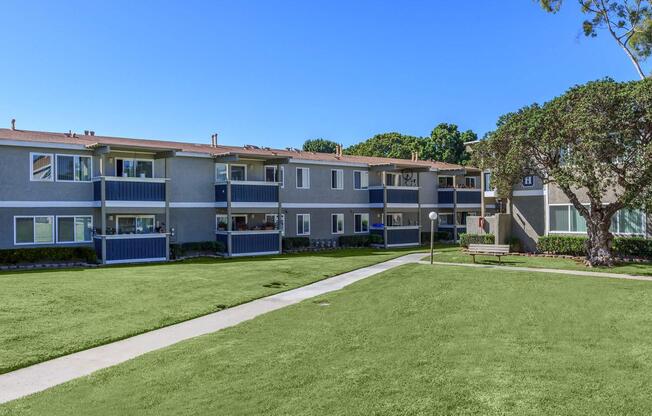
xmin=429 ymin=211 xmax=438 ymax=265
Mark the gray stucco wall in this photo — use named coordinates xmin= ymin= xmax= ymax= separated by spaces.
xmin=511 ymin=196 xmax=545 ymax=252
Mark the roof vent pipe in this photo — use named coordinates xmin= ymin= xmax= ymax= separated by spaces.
xmin=10 ymin=119 xmax=15 ymax=130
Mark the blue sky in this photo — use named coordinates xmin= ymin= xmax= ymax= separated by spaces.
xmin=0 ymin=1 xmax=644 ymax=148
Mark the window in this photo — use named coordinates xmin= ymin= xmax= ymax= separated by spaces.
xmin=354 ymin=213 xmax=369 ymax=233
xmin=331 ymin=213 xmax=344 ymax=234
xmin=215 ymin=164 xmax=228 ymax=183
xmin=116 ymin=215 xmax=155 ymax=234
xmin=296 ymin=167 xmax=310 ymax=189
xmin=483 ymin=172 xmax=492 ymax=191
xmin=57 ymin=216 xmax=93 ymax=243
xmin=522 ymin=175 xmax=534 ymax=187
xmin=265 ymin=213 xmax=285 ymax=235
xmin=386 ymin=213 xmax=403 ymax=227
xmin=230 ymin=165 xmax=247 ymax=181
xmin=465 ymin=177 xmax=477 ymax=188
xmin=215 ymin=214 xmax=248 ymax=231
xmin=297 ymin=214 xmax=310 ymax=235
xmin=611 ymin=209 xmax=645 ymax=235
xmin=14 ymin=216 xmax=54 ymax=245
xmin=456 ymin=211 xmax=479 ymax=226
xmin=57 ymin=155 xmax=91 ymax=182
xmin=438 ymin=176 xmax=454 ymax=188
xmin=439 ymin=213 xmax=454 ymax=226
xmin=331 ymin=169 xmax=344 ymax=190
xmin=549 ymin=205 xmax=587 ymax=233
xmin=30 ymin=153 xmax=54 ymax=181
xmin=216 ymin=214 xmax=228 ymax=231
xmin=116 ymin=159 xmax=153 ymax=178
xmin=353 ymin=171 xmax=369 ymax=190
xmin=385 ymin=172 xmax=399 ymax=186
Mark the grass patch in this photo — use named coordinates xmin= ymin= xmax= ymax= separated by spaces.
xmin=0 ymin=248 xmax=421 ymax=374
xmin=4 ymin=264 xmax=652 ymax=415
xmin=429 ymin=244 xmax=652 ymax=276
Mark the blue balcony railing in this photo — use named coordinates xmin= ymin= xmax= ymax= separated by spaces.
xmin=437 ymin=188 xmax=481 ymax=205
xmin=369 ymin=186 xmax=419 ymax=205
xmin=370 ymin=226 xmax=420 ymax=247
xmin=93 ymin=177 xmax=167 ymax=202
xmin=94 ymin=234 xmax=168 ymax=264
xmin=216 ymin=230 xmax=281 ymax=256
xmin=215 ymin=181 xmax=279 ymax=204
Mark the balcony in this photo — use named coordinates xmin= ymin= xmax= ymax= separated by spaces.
xmin=369 ymin=186 xmax=419 ymax=206
xmin=215 ymin=181 xmax=280 ymax=207
xmin=437 ymin=188 xmax=481 ymax=207
xmin=216 ymin=230 xmax=281 ymax=256
xmin=94 ymin=233 xmax=168 ymax=264
xmin=93 ymin=177 xmax=168 ymax=203
xmin=370 ymin=225 xmax=421 ymax=247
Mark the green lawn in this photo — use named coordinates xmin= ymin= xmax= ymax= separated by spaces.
xmin=4 ymin=264 xmax=652 ymax=415
xmin=430 ymin=244 xmax=652 ymax=276
xmin=0 ymin=248 xmax=420 ymax=374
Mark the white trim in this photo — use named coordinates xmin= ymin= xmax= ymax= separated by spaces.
xmin=513 ymin=189 xmax=544 ymax=197
xmin=438 ymin=187 xmax=454 ymax=192
xmin=330 ymin=169 xmax=344 ymax=190
xmin=464 ymin=176 xmax=477 ymax=188
xmin=353 ymin=170 xmax=369 ymax=190
xmin=175 ymin=151 xmax=213 ymax=158
xmin=385 ymin=185 xmax=419 ymax=190
xmin=386 ymin=203 xmax=419 ymax=209
xmin=216 ymin=230 xmax=281 ymax=235
xmin=543 ymin=183 xmax=549 ymax=235
xmin=228 ymin=180 xmax=279 ymax=186
xmin=105 ymin=257 xmax=167 ymax=264
xmin=484 ymin=191 xmax=496 ymax=198
xmin=385 ymin=225 xmax=420 ymax=230
xmin=105 ymin=201 xmax=166 ymax=208
xmin=231 ymin=202 xmax=280 ymax=208
xmin=456 ymin=188 xmax=481 ymax=192
xmin=169 ymin=202 xmax=216 ymax=208
xmin=331 ymin=213 xmax=344 ymax=234
xmin=0 ymin=201 xmax=100 ymax=208
xmin=289 ymin=158 xmax=367 ymax=167
xmin=282 ymin=203 xmax=373 ymax=209
xmin=94 ymin=176 xmax=168 ymax=183
xmin=115 ymin=157 xmax=155 ymax=179
xmin=29 ymin=152 xmax=54 ymax=182
xmin=296 ymin=167 xmax=310 ymax=189
xmin=13 ymin=215 xmax=55 ymax=245
xmin=264 ymin=165 xmax=283 ymax=187
xmin=456 ymin=203 xmax=482 ymax=209
xmin=55 ymin=215 xmax=93 ymax=244
xmin=296 ymin=213 xmax=310 ymax=236
xmin=0 ymin=139 xmax=87 ymax=150
xmin=354 ymin=213 xmax=370 ymax=233
xmin=99 ymin=233 xmax=167 ymax=239
xmin=229 ymin=164 xmax=248 ymax=181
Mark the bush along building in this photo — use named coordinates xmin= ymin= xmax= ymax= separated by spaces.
xmin=0 ymin=127 xmax=484 ymax=265
xmin=467 ymin=169 xmax=651 ymax=253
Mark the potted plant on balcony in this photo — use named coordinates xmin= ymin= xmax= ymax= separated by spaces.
xmin=217 ymin=221 xmax=227 ymax=231
xmin=263 ymin=221 xmax=276 ymax=230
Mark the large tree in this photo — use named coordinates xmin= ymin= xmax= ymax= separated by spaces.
xmin=473 ymin=78 xmax=652 ymax=266
xmin=539 ymin=0 xmax=652 ymax=78
xmin=302 ymin=138 xmax=339 ymax=153
xmin=344 ymin=124 xmax=473 ymax=165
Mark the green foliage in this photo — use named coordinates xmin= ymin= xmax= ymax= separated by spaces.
xmin=171 ymin=241 xmax=226 ymax=258
xmin=612 ymin=237 xmax=652 ymax=258
xmin=459 ymin=233 xmax=495 ymax=248
xmin=0 ymin=247 xmax=97 ymax=265
xmin=344 ymin=123 xmax=475 ymax=165
xmin=338 ymin=234 xmax=384 ymax=248
xmin=537 ymin=236 xmax=588 ymax=256
xmin=302 ymin=138 xmax=339 ymax=154
xmin=538 ymin=0 xmax=652 ymax=78
xmin=282 ymin=237 xmax=310 ymax=250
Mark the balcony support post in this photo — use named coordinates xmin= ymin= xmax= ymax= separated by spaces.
xmin=226 ymin=179 xmax=233 ymax=257
xmin=100 ymin=176 xmax=107 ymax=265
xmin=165 ymin=179 xmax=171 ymax=261
xmin=382 ymin=173 xmax=388 ymax=249
xmin=276 ymin=163 xmax=283 ymax=254
xmin=417 ymin=172 xmax=421 ymax=246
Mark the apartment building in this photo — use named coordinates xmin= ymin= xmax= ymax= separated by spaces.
xmin=0 ymin=128 xmax=482 ymax=264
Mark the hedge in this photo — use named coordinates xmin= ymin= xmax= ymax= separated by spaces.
xmin=282 ymin=237 xmax=311 ymax=250
xmin=537 ymin=235 xmax=652 ymax=258
xmin=421 ymin=231 xmax=452 ymax=243
xmin=338 ymin=234 xmax=383 ymax=247
xmin=459 ymin=233 xmax=495 ymax=248
xmin=0 ymin=247 xmax=97 ymax=265
xmin=170 ymin=241 xmax=226 ymax=259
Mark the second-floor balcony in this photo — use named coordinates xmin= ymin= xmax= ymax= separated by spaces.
xmin=369 ymin=186 xmax=419 ymax=206
xmin=93 ymin=177 xmax=168 ymax=203
xmin=215 ymin=180 xmax=280 ymax=205
xmin=437 ymin=188 xmax=481 ymax=206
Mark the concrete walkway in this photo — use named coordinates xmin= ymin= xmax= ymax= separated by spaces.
xmin=419 ymin=260 xmax=652 ymax=282
xmin=0 ymin=252 xmax=425 ymax=405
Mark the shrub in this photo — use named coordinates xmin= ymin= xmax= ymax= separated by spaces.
xmin=338 ymin=234 xmax=383 ymax=247
xmin=612 ymin=237 xmax=652 ymax=259
xmin=0 ymin=247 xmax=97 ymax=265
xmin=170 ymin=241 xmax=226 ymax=259
xmin=537 ymin=235 xmax=587 ymax=256
xmin=459 ymin=233 xmax=495 ymax=248
xmin=421 ymin=231 xmax=451 ymax=243
xmin=282 ymin=237 xmax=310 ymax=250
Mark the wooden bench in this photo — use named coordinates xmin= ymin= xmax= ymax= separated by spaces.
xmin=467 ymin=244 xmax=510 ymax=264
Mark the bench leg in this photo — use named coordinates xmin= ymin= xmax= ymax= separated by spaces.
xmin=497 ymin=255 xmax=502 ymax=265
xmin=471 ymin=254 xmax=476 ymax=264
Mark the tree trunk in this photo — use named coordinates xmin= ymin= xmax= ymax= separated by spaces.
xmin=585 ymin=220 xmax=615 ymax=267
